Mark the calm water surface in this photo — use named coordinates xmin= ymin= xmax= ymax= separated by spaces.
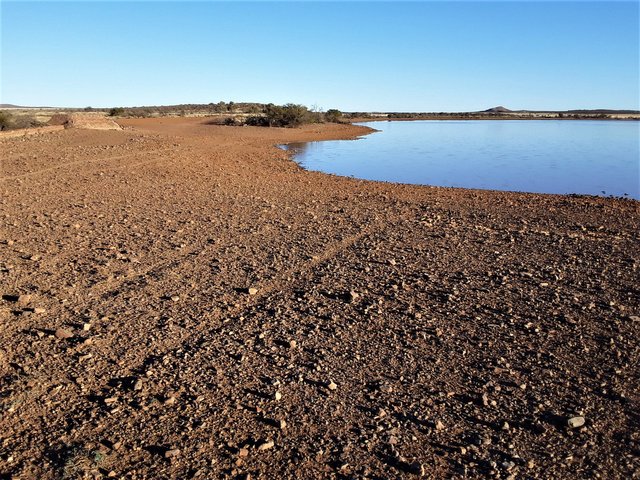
xmin=283 ymin=120 xmax=639 ymax=199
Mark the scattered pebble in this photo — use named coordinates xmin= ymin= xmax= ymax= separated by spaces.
xmin=55 ymin=328 xmax=73 ymax=339
xmin=248 ymin=287 xmax=258 ymax=296
xmin=164 ymin=448 xmax=180 ymax=459
xmin=17 ymin=294 xmax=32 ymax=306
xmin=567 ymin=416 xmax=585 ymax=428
xmin=274 ymin=391 xmax=282 ymax=401
xmin=257 ymin=440 xmax=274 ymax=451
xmin=328 ymin=381 xmax=338 ymax=391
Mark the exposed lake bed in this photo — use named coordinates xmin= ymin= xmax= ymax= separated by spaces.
xmin=284 ymin=120 xmax=639 ymax=199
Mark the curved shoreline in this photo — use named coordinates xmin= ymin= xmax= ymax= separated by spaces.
xmin=1 ymin=117 xmax=638 ymax=479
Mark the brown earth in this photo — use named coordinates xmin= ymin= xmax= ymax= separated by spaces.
xmin=0 ymin=117 xmax=638 ymax=479
xmin=48 ymin=113 xmax=122 ymax=131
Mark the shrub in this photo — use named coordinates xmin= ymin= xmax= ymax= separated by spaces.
xmin=325 ymin=109 xmax=343 ymax=123
xmin=0 ymin=111 xmax=11 ymax=130
xmin=0 ymin=111 xmax=42 ymax=130
xmin=108 ymin=107 xmax=125 ymax=117
xmin=262 ymin=103 xmax=311 ymax=127
xmin=245 ymin=115 xmax=269 ymax=127
xmin=10 ymin=115 xmax=41 ymax=129
xmin=223 ymin=116 xmax=240 ymax=126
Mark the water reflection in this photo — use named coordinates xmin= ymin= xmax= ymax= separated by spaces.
xmin=282 ymin=120 xmax=639 ymax=199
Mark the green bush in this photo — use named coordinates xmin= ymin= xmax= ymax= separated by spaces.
xmin=325 ymin=109 xmax=343 ymax=123
xmin=108 ymin=107 xmax=125 ymax=117
xmin=245 ymin=115 xmax=269 ymax=127
xmin=0 ymin=111 xmax=42 ymax=130
xmin=223 ymin=116 xmax=240 ymax=126
xmin=0 ymin=111 xmax=11 ymax=130
xmin=263 ymin=103 xmax=311 ymax=127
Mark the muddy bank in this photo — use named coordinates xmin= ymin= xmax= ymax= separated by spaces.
xmin=1 ymin=118 xmax=638 ymax=479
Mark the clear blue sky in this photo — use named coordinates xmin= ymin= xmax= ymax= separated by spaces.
xmin=1 ymin=1 xmax=638 ymax=111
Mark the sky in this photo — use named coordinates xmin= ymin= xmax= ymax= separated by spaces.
xmin=1 ymin=1 xmax=638 ymax=111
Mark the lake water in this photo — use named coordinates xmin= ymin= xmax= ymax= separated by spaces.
xmin=283 ymin=120 xmax=639 ymax=199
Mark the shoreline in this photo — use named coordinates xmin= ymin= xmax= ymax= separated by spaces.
xmin=1 ymin=118 xmax=638 ymax=479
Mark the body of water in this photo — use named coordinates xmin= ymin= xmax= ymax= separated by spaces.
xmin=283 ymin=120 xmax=639 ymax=199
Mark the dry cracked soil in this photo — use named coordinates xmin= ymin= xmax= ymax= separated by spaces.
xmin=0 ymin=117 xmax=638 ymax=479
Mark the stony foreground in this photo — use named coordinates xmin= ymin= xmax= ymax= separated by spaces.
xmin=1 ymin=118 xmax=638 ymax=479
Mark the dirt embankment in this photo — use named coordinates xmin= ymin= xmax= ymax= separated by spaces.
xmin=0 ymin=117 xmax=638 ymax=479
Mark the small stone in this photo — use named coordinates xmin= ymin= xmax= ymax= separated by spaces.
xmin=274 ymin=391 xmax=282 ymax=401
xmin=527 ymin=459 xmax=535 ymax=469
xmin=112 ymin=442 xmax=122 ymax=451
xmin=567 ymin=416 xmax=585 ymax=428
xmin=435 ymin=420 xmax=445 ymax=431
xmin=55 ymin=328 xmax=73 ymax=339
xmin=247 ymin=287 xmax=258 ymax=296
xmin=348 ymin=291 xmax=360 ymax=302
xmin=257 ymin=440 xmax=274 ymax=451
xmin=83 ymin=323 xmax=91 ymax=331
xmin=33 ymin=307 xmax=46 ymax=314
xmin=288 ymin=340 xmax=297 ymax=349
xmin=164 ymin=395 xmax=176 ymax=406
xmin=170 ymin=295 xmax=180 ymax=302
xmin=133 ymin=378 xmax=143 ymax=391
xmin=17 ymin=294 xmax=32 ymax=306
xmin=279 ymin=419 xmax=287 ymax=429
xmin=238 ymin=448 xmax=249 ymax=458
xmin=501 ymin=421 xmax=510 ymax=431
xmin=327 ymin=381 xmax=338 ymax=391
xmin=164 ymin=448 xmax=180 ymax=459
xmin=628 ymin=315 xmax=639 ymax=322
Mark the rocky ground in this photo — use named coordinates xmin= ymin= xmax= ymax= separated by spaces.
xmin=0 ymin=118 xmax=638 ymax=479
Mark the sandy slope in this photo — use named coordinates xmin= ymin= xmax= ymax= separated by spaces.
xmin=0 ymin=118 xmax=638 ymax=479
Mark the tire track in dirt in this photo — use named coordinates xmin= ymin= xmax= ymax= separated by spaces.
xmin=94 ymin=219 xmax=384 ymax=376
xmin=0 ymin=220 xmax=385 ymax=460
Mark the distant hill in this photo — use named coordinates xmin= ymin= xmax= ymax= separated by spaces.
xmin=0 ymin=104 xmax=55 ymax=109
xmin=484 ymin=106 xmax=512 ymax=113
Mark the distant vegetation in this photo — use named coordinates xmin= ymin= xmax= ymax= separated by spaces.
xmin=107 ymin=102 xmax=345 ymax=128
xmin=0 ymin=110 xmax=44 ymax=131
xmin=2 ymin=102 xmax=637 ymax=133
xmin=245 ymin=104 xmax=323 ymax=127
